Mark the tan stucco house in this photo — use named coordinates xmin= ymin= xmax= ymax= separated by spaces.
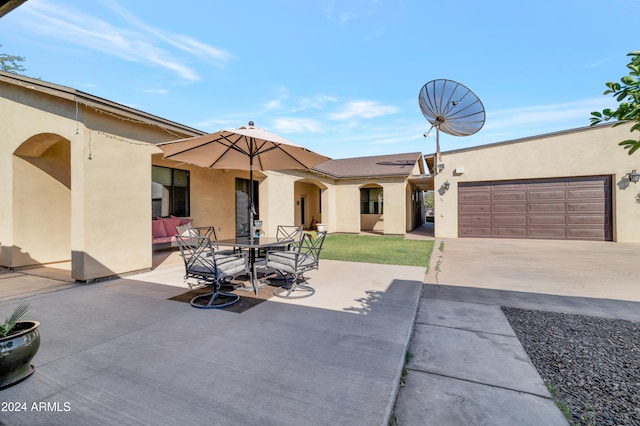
xmin=430 ymin=123 xmax=640 ymax=242
xmin=1 ymin=71 xmax=429 ymax=281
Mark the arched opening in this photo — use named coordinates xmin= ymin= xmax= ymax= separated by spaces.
xmin=12 ymin=133 xmax=71 ymax=267
xmin=360 ymin=183 xmax=384 ymax=233
xmin=293 ymin=179 xmax=327 ymax=231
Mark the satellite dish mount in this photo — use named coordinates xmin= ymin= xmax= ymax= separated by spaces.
xmin=419 ymin=79 xmax=486 ymax=174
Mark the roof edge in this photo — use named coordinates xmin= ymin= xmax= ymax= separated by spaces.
xmin=426 ymin=122 xmax=622 ymax=157
xmin=0 ymin=71 xmax=205 ymax=138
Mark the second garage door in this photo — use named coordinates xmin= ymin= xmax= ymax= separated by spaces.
xmin=458 ymin=176 xmax=612 ymax=240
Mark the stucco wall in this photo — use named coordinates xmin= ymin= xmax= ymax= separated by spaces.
xmin=381 ymin=181 xmax=407 ymax=235
xmin=1 ymin=82 xmax=187 ymax=280
xmin=331 ymin=179 xmax=408 ymax=234
xmin=435 ymin=123 xmax=640 ymax=242
xmin=261 ymin=170 xmax=328 ymax=236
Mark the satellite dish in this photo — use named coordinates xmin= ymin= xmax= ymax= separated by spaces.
xmin=419 ymin=79 xmax=485 ymax=173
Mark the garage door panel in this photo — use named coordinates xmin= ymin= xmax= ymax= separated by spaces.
xmin=459 ymin=192 xmax=491 ymax=202
xmin=567 ymin=228 xmax=606 ymax=240
xmin=528 ymin=215 xmax=566 ymax=225
xmin=493 ymin=204 xmax=527 ymax=213
xmin=492 ymin=192 xmax=526 ymax=201
xmin=459 ymin=215 xmax=491 ymax=225
xmin=528 ymin=228 xmax=567 ymax=239
xmin=460 ymin=204 xmax=491 ymax=213
xmin=493 ymin=216 xmax=527 ymax=225
xmin=568 ymin=189 xmax=605 ymax=199
xmin=567 ymin=202 xmax=605 ymax=213
xmin=528 ymin=203 xmax=566 ymax=213
xmin=459 ymin=176 xmax=612 ymax=241
xmin=491 ymin=182 xmax=527 ymax=190
xmin=493 ymin=227 xmax=528 ymax=237
xmin=566 ymin=177 xmax=605 ymax=186
xmin=567 ymin=215 xmax=606 ymax=225
xmin=529 ymin=190 xmax=566 ymax=200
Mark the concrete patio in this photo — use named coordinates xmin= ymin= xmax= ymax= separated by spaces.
xmin=0 ymin=258 xmax=424 ymax=425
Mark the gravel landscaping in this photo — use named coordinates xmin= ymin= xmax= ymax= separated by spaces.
xmin=502 ymin=307 xmax=640 ymax=426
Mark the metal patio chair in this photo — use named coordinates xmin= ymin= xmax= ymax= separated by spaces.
xmin=176 ymin=235 xmax=248 ymax=309
xmin=257 ymin=225 xmax=303 ymax=258
xmin=265 ymin=231 xmax=327 ymax=298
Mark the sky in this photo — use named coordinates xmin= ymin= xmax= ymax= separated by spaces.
xmin=0 ymin=0 xmax=638 ymax=160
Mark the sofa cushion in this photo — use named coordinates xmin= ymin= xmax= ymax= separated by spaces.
xmin=152 ymin=219 xmax=168 ymax=238
xmin=162 ymin=217 xmax=183 ymax=237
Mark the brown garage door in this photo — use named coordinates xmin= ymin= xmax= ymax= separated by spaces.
xmin=458 ymin=176 xmax=612 ymax=240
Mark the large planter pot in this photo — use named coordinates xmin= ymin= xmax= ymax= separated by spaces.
xmin=0 ymin=321 xmax=40 ymax=389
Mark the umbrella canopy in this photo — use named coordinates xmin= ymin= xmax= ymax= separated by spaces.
xmin=157 ymin=123 xmax=330 ymax=172
xmin=157 ymin=122 xmax=330 ymax=237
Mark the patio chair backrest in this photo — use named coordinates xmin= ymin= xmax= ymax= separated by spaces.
xmin=300 ymin=231 xmax=327 ymax=262
xmin=276 ymin=225 xmax=302 ymax=242
xmin=298 ymin=231 xmax=327 ymax=269
xmin=182 ymin=225 xmax=215 ymax=240
xmin=176 ymin=235 xmax=217 ymax=280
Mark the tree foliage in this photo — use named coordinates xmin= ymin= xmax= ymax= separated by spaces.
xmin=424 ymin=190 xmax=434 ymax=209
xmin=0 ymin=44 xmax=27 ymax=75
xmin=590 ymin=51 xmax=640 ymax=155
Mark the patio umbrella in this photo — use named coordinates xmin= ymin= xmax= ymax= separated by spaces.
xmin=157 ymin=122 xmax=331 ymax=238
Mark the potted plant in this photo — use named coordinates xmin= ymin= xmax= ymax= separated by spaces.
xmin=0 ymin=303 xmax=40 ymax=389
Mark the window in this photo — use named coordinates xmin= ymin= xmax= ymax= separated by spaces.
xmin=152 ymin=166 xmax=189 ymax=217
xmin=360 ymin=187 xmax=383 ymax=214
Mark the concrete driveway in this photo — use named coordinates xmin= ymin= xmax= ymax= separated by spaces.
xmin=427 ymin=237 xmax=640 ymax=303
xmin=394 ymin=237 xmax=640 ymax=425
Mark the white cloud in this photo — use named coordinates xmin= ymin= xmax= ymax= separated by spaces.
xmin=272 ymin=118 xmax=323 ymax=133
xmin=21 ymin=0 xmax=231 ymax=81
xmin=484 ymin=97 xmax=614 ymax=131
xmin=101 ymin=1 xmax=231 ymax=65
xmin=324 ymin=0 xmax=381 ymax=22
xmin=141 ymin=88 xmax=168 ymax=94
xmin=329 ymin=100 xmax=399 ymax=120
xmin=266 ymin=91 xmax=336 ymax=112
xmin=298 ymin=94 xmax=337 ymax=110
xmin=265 ymin=99 xmax=283 ymax=110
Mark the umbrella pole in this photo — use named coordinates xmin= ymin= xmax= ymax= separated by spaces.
xmin=249 ymin=155 xmax=254 ymax=241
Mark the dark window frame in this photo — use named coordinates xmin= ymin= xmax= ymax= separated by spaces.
xmin=360 ymin=187 xmax=383 ymax=214
xmin=152 ymin=165 xmax=190 ymax=218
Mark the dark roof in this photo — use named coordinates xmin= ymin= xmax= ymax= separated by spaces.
xmin=313 ymin=152 xmax=424 ymax=179
xmin=0 ymin=0 xmax=27 ymax=18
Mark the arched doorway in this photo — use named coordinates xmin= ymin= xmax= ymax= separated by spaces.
xmin=293 ymin=179 xmax=327 ymax=231
xmin=12 ymin=133 xmax=71 ymax=267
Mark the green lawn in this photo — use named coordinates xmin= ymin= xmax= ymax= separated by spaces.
xmin=320 ymin=234 xmax=434 ymax=269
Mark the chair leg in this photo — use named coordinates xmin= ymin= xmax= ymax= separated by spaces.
xmin=190 ymin=284 xmax=240 ymax=309
xmin=272 ymin=273 xmax=315 ymax=299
